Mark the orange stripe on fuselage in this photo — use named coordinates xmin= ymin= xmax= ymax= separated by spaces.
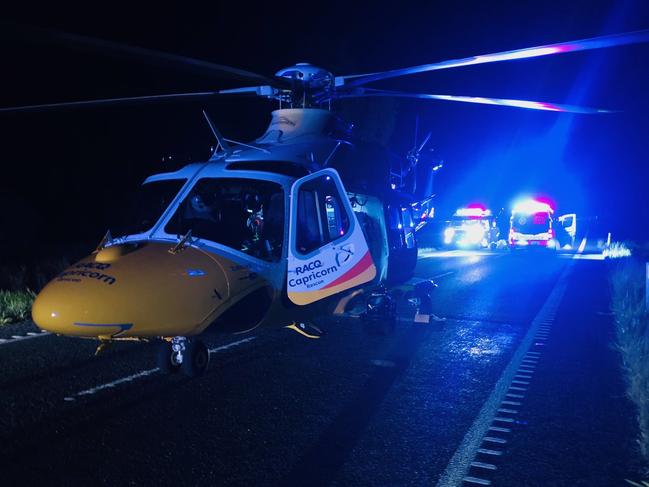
xmin=323 ymin=251 xmax=373 ymax=289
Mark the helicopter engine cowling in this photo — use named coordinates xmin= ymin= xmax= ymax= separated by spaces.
xmin=31 ymin=241 xmax=267 ymax=338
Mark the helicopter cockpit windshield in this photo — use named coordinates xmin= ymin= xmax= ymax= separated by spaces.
xmin=165 ymin=178 xmax=284 ymax=262
xmin=112 ymin=179 xmax=187 ymax=237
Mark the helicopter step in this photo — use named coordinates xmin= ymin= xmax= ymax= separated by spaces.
xmin=285 ymin=321 xmax=326 ymax=339
xmin=157 ymin=336 xmax=210 ymax=377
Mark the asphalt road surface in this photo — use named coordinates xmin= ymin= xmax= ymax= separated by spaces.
xmin=0 ymin=249 xmax=641 ymax=486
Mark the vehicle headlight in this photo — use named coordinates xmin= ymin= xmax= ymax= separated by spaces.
xmin=444 ymin=228 xmax=455 ymax=243
xmin=465 ymin=225 xmax=485 ymax=243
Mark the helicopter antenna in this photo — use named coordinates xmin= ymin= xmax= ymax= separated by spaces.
xmin=201 ymin=110 xmax=270 ymax=154
xmin=202 ymin=110 xmax=230 ymax=153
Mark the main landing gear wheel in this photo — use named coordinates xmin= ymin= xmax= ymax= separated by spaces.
xmin=362 ymin=289 xmax=397 ymax=336
xmin=181 ymin=340 xmax=210 ymax=378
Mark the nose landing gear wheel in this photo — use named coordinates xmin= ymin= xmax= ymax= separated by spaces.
xmin=182 ymin=340 xmax=210 ymax=378
xmin=157 ymin=341 xmax=182 ymax=374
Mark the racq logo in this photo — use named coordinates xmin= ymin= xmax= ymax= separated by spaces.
xmin=294 ymin=260 xmax=323 ymax=275
xmin=289 ymin=259 xmax=338 ymax=288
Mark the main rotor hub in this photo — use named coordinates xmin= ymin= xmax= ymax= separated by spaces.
xmin=275 ymin=63 xmax=333 ymax=108
xmin=275 ymin=63 xmax=333 ymax=87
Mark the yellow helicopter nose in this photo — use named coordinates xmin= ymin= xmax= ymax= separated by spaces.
xmin=31 ymin=241 xmax=242 ymax=338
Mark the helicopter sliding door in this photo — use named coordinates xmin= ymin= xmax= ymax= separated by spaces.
xmin=287 ymin=169 xmax=376 ymax=305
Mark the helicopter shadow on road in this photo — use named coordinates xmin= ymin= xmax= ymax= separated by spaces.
xmin=278 ymin=320 xmax=437 ymax=487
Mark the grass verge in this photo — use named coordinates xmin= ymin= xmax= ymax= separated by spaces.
xmin=0 ymin=289 xmax=36 ymax=325
xmin=611 ymin=258 xmax=649 ymax=465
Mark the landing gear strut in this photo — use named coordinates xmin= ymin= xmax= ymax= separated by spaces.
xmin=157 ymin=337 xmax=210 ymax=377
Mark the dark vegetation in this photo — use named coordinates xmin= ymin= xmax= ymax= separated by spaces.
xmin=611 ymin=246 xmax=649 ymax=470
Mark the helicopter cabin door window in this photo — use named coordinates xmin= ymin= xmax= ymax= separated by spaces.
xmin=288 ymin=169 xmax=376 ymax=306
xmin=296 ymin=177 xmax=350 ymax=254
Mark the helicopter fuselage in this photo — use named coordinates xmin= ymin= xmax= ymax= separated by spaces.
xmin=32 ymin=108 xmax=420 ymax=341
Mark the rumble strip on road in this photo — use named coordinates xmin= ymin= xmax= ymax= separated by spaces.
xmin=436 ymin=259 xmax=574 ymax=487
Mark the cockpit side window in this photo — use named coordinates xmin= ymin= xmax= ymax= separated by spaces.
xmin=296 ymin=175 xmax=350 ymax=255
xmin=165 ymin=178 xmax=284 ymax=262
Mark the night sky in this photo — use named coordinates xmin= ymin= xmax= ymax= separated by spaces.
xmin=1 ymin=1 xmax=648 ymax=261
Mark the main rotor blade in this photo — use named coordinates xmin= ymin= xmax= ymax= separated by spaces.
xmin=0 ymin=91 xmax=246 ymax=113
xmin=337 ymin=29 xmax=649 ymax=88
xmin=3 ymin=22 xmax=287 ymax=88
xmin=336 ymin=89 xmax=612 ymax=114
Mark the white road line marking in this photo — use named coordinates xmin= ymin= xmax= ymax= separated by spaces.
xmin=463 ymin=476 xmax=491 ymax=485
xmin=63 ymin=336 xmax=256 ymax=401
xmin=208 ymin=336 xmax=256 ymax=354
xmin=432 ymin=271 xmax=455 ymax=280
xmin=477 ymin=448 xmax=502 ymax=456
xmin=436 ymin=262 xmax=572 ymax=487
xmin=0 ymin=331 xmax=51 ymax=347
xmin=483 ymin=437 xmax=507 ymax=444
xmin=577 ymin=237 xmax=587 ymax=254
xmin=497 ymin=408 xmax=518 ymax=414
xmin=68 ymin=368 xmax=161 ymax=401
xmin=371 ymin=359 xmax=397 ymax=368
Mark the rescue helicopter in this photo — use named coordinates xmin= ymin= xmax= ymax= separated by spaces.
xmin=3 ymin=25 xmax=648 ymax=377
